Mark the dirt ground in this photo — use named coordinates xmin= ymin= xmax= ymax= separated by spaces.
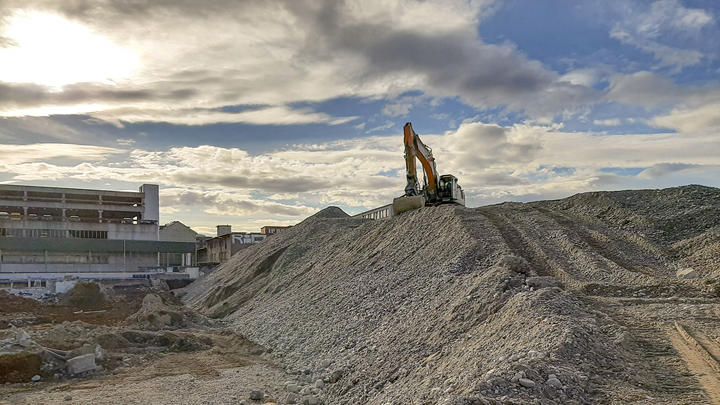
xmin=0 ymin=285 xmax=295 ymax=405
xmin=0 ymin=286 xmax=147 ymax=329
xmin=1 ymin=337 xmax=289 ymax=405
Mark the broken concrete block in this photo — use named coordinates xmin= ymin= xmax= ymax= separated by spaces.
xmin=676 ymin=268 xmax=698 ymax=279
xmin=66 ymin=353 xmax=96 ymax=375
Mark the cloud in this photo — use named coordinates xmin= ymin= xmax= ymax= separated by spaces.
xmin=593 ymin=118 xmax=622 ymax=127
xmin=610 ymin=28 xmax=703 ymax=70
xmin=0 ymin=143 xmax=122 ymax=165
xmin=0 ymin=0 xmax=595 ymax=124
xmin=606 ymin=72 xmax=720 ymax=136
xmin=606 ymin=71 xmax=685 ymax=107
xmin=638 ymin=162 xmax=700 ymax=179
xmin=382 ymin=100 xmax=414 ymax=118
xmin=160 ymin=188 xmax=315 ymax=217
xmin=609 ymin=0 xmax=714 ymax=70
xmin=651 ymin=103 xmax=720 ymax=135
xmin=90 ymin=106 xmax=357 ymax=127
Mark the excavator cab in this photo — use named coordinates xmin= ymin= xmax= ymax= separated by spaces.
xmin=392 ymin=123 xmax=465 ymax=215
xmin=437 ymin=174 xmax=465 ymax=205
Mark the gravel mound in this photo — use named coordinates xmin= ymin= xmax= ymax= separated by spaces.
xmin=185 ymin=185 xmax=720 ymax=404
xmin=309 ymin=206 xmax=350 ymax=219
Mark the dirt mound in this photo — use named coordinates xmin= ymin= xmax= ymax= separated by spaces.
xmin=184 ymin=186 xmax=720 ymax=404
xmin=61 ymin=282 xmax=109 ymax=310
xmin=309 ymin=206 xmax=349 ymax=219
xmin=534 ymin=185 xmax=720 ymax=279
xmin=538 ymin=185 xmax=720 ymax=243
xmin=125 ymin=293 xmax=208 ymax=331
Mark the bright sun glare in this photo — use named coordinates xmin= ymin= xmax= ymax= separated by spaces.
xmin=0 ymin=10 xmax=140 ymax=88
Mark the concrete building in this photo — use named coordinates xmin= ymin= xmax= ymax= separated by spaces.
xmin=260 ymin=225 xmax=292 ymax=236
xmin=0 ymin=184 xmax=198 ymax=292
xmin=160 ymin=221 xmax=199 ymax=243
xmin=196 ymin=225 xmax=266 ymax=266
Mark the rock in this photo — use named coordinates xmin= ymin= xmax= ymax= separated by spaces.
xmin=526 ymin=276 xmax=562 ymax=289
xmin=676 ymin=268 xmax=698 ymax=279
xmin=94 ymin=344 xmax=107 ymax=361
xmin=511 ymin=372 xmax=524 ymax=383
xmin=64 ymin=395 xmax=73 ymax=401
xmin=249 ymin=390 xmax=264 ymax=400
xmin=286 ymin=383 xmax=301 ymax=393
xmin=286 ymin=393 xmax=300 ymax=404
xmin=66 ymin=353 xmax=97 ymax=375
xmin=546 ymin=377 xmax=562 ymax=389
xmin=31 ymin=374 xmax=41 ymax=382
xmin=302 ymin=395 xmax=322 ymax=405
xmin=327 ymin=369 xmax=343 ymax=383
xmin=518 ymin=378 xmax=536 ymax=388
xmin=314 ymin=379 xmax=325 ymax=389
xmin=320 ymin=360 xmax=332 ymax=369
xmin=14 ymin=328 xmax=35 ymax=348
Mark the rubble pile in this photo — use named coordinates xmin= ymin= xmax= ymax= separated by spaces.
xmin=0 ymin=288 xmax=216 ymax=386
xmin=186 ymin=185 xmax=720 ymax=404
xmin=125 ymin=293 xmax=210 ymax=331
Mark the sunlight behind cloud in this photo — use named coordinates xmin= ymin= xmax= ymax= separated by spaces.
xmin=0 ymin=10 xmax=139 ymax=87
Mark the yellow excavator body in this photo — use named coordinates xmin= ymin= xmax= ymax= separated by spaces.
xmin=392 ymin=122 xmax=465 ymax=215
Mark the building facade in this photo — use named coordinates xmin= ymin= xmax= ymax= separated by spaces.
xmin=196 ymin=225 xmax=266 ymax=266
xmin=0 ymin=184 xmax=197 ymax=290
xmin=260 ymin=225 xmax=292 ymax=235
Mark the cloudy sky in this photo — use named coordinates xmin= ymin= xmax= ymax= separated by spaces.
xmin=1 ymin=0 xmax=719 ymax=234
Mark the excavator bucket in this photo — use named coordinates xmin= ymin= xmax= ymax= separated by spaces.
xmin=392 ymin=195 xmax=425 ymax=216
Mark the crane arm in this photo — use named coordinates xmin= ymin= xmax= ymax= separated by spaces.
xmin=403 ymin=122 xmax=438 ymax=199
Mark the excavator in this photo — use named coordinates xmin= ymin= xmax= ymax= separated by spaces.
xmin=392 ymin=122 xmax=465 ymax=215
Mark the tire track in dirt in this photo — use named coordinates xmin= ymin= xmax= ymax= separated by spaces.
xmin=471 ymin=207 xmax=553 ymax=277
xmin=533 ymin=207 xmax=667 ymax=278
xmin=599 ymin=305 xmax=708 ymax=403
xmin=670 ymin=323 xmax=720 ymax=404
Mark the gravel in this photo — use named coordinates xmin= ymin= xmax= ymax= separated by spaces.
xmin=186 ymin=185 xmax=720 ymax=404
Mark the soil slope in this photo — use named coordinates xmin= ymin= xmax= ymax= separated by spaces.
xmin=186 ymin=185 xmax=720 ymax=404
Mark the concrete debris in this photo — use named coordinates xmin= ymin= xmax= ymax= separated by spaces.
xmin=66 ymin=353 xmax=97 ymax=375
xmin=676 ymin=267 xmax=698 ymax=279
xmin=302 ymin=395 xmax=322 ymax=405
xmin=182 ymin=185 xmax=720 ymax=404
xmin=518 ymin=378 xmax=536 ymax=388
xmin=248 ymin=389 xmax=264 ymax=400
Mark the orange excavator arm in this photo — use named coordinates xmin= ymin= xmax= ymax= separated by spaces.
xmin=403 ymin=122 xmax=438 ymax=199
